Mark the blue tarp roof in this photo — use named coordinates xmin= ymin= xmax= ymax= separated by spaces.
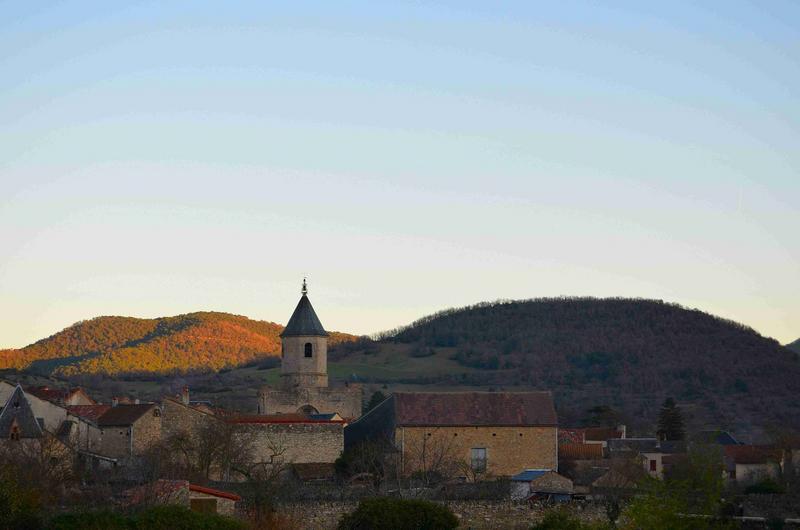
xmin=511 ymin=469 xmax=550 ymax=482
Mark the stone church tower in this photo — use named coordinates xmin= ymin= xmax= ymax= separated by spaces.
xmin=258 ymin=281 xmax=362 ymax=419
xmin=280 ymin=279 xmax=329 ymax=389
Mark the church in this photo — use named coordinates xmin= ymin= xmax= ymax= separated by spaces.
xmin=257 ymin=281 xmax=362 ymax=420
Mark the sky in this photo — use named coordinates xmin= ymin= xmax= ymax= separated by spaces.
xmin=1 ymin=1 xmax=798 ymax=348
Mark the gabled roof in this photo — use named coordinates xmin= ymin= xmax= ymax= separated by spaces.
xmin=25 ymin=386 xmax=94 ymax=405
xmin=694 ymin=430 xmax=741 ymax=446
xmin=67 ymin=405 xmax=112 ymax=422
xmin=392 ymin=391 xmax=557 ymax=426
xmin=280 ymin=294 xmax=328 ymax=337
xmin=0 ymin=385 xmax=43 ymax=439
xmin=724 ymin=445 xmax=782 ymax=465
xmin=584 ymin=427 xmax=625 ymax=442
xmin=97 ymin=404 xmax=157 ymax=426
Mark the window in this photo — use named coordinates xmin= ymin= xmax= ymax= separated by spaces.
xmin=304 ymin=342 xmax=313 ymax=358
xmin=471 ymin=447 xmax=487 ymax=472
xmin=10 ymin=425 xmax=20 ymax=441
xmin=649 ymin=459 xmax=657 ymax=472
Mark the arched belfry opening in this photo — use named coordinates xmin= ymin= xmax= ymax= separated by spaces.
xmin=304 ymin=342 xmax=313 ymax=358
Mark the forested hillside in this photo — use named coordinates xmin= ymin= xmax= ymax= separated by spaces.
xmin=788 ymin=338 xmax=800 ymax=354
xmin=0 ymin=312 xmax=355 ymax=376
xmin=372 ymin=298 xmax=800 ymax=430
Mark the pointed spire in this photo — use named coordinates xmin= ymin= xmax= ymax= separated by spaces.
xmin=281 ymin=280 xmax=328 ymax=338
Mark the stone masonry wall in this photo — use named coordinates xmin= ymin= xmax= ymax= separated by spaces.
xmin=281 ymin=335 xmax=328 ymax=387
xmin=243 ymin=422 xmax=344 ymax=465
xmin=398 ymin=426 xmax=558 ymax=478
xmin=132 ymin=407 xmax=162 ymax=455
xmin=259 ymin=385 xmax=362 ymax=420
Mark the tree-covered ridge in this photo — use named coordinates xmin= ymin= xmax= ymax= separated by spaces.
xmin=788 ymin=338 xmax=800 ymax=354
xmin=0 ymin=312 xmax=356 ymax=376
xmin=383 ymin=298 xmax=800 ymax=428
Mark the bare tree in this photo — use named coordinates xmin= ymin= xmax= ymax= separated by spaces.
xmin=405 ymin=429 xmax=461 ymax=487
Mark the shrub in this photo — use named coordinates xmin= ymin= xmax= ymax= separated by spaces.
xmin=48 ymin=506 xmax=245 ymax=530
xmin=337 ymin=497 xmax=458 ymax=530
xmin=134 ymin=505 xmax=246 ymax=530
xmin=0 ymin=472 xmax=43 ymax=530
xmin=48 ymin=510 xmax=131 ymax=530
xmin=744 ymin=479 xmax=786 ymax=495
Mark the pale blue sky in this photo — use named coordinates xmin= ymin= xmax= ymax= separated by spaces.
xmin=1 ymin=1 xmax=798 ymax=347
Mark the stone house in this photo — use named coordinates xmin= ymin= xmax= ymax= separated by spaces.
xmin=607 ymin=438 xmax=686 ymax=479
xmin=161 ymin=388 xmax=218 ymax=441
xmin=345 ymin=391 xmax=558 ymax=479
xmin=510 ymin=469 xmax=573 ymax=501
xmin=63 ymin=404 xmax=110 ymax=454
xmin=123 ymin=479 xmax=240 ymax=516
xmin=95 ymin=403 xmax=162 ymax=459
xmin=724 ymin=445 xmax=783 ymax=484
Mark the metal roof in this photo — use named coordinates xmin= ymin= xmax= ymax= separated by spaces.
xmin=511 ymin=469 xmax=550 ymax=482
xmin=280 ymin=294 xmax=328 ymax=337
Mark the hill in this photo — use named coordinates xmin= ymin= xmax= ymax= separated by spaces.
xmin=341 ymin=298 xmax=799 ymax=433
xmin=788 ymin=339 xmax=800 ymax=354
xmin=0 ymin=312 xmax=356 ymax=376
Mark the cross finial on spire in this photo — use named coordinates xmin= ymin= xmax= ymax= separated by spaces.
xmin=301 ymin=278 xmax=308 ymax=296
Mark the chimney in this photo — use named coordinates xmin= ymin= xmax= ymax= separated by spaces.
xmin=181 ymin=385 xmax=190 ymax=406
xmin=112 ymin=397 xmax=119 ymax=407
xmin=617 ymin=424 xmax=627 ymax=439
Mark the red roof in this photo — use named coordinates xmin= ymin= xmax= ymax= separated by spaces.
xmin=559 ymin=428 xmax=586 ymax=444
xmin=26 ymin=386 xmax=67 ymax=403
xmin=26 ymin=386 xmax=94 ymax=404
xmin=724 ymin=445 xmax=782 ymax=465
xmin=97 ymin=404 xmax=156 ymax=426
xmin=123 ymin=480 xmax=240 ymax=504
xmin=226 ymin=414 xmax=345 ymax=424
xmin=584 ymin=427 xmax=624 ymax=442
xmin=189 ymin=484 xmax=241 ymax=501
xmin=559 ymin=443 xmax=603 ymax=460
xmin=67 ymin=405 xmax=111 ymax=422
xmin=392 ymin=392 xmax=557 ymax=427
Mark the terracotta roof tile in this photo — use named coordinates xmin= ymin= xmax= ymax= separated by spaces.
xmin=392 ymin=392 xmax=557 ymax=426
xmin=98 ymin=404 xmax=156 ymax=426
xmin=584 ymin=427 xmax=624 ymax=441
xmin=724 ymin=445 xmax=782 ymax=465
xmin=559 ymin=443 xmax=603 ymax=460
xmin=67 ymin=405 xmax=111 ymax=422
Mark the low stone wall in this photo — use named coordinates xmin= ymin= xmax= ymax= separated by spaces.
xmin=282 ymin=500 xmax=607 ymax=529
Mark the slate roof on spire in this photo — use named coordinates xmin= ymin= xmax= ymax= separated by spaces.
xmin=281 ymin=294 xmax=329 ymax=337
xmin=0 ymin=385 xmax=43 ymax=439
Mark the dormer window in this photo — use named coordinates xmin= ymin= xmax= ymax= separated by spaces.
xmin=304 ymin=342 xmax=313 ymax=358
